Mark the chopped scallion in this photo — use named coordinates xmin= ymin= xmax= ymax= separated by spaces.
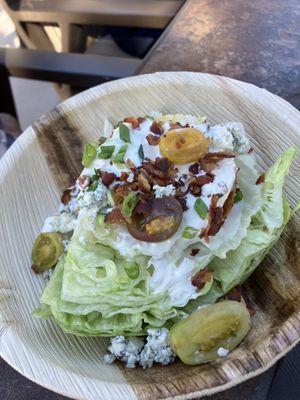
xmin=119 ymin=123 xmax=131 ymax=143
xmin=182 ymin=226 xmax=199 ymax=239
xmin=82 ymin=143 xmax=97 ymax=167
xmin=121 ymin=192 xmax=138 ymax=218
xmin=194 ymin=198 xmax=208 ymax=220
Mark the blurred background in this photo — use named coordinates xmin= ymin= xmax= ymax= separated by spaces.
xmin=0 ymin=0 xmax=299 ymax=154
xmin=0 ymin=0 xmax=183 ymax=155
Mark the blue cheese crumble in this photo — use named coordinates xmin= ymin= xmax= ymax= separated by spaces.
xmin=207 ymin=125 xmax=234 ymax=152
xmin=42 ymin=213 xmax=77 ymax=234
xmin=217 ymin=347 xmax=229 ymax=357
xmin=103 ymin=336 xmax=144 ymax=368
xmin=139 ymin=328 xmax=176 ymax=368
xmin=103 ymin=328 xmax=175 ymax=369
xmin=224 ymin=122 xmax=251 ymax=154
xmin=153 ymin=184 xmax=176 ymax=198
xmin=77 ymin=183 xmax=108 ymax=210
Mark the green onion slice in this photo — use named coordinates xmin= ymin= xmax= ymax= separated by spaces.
xmin=182 ymin=226 xmax=199 ymax=239
xmin=82 ymin=143 xmax=97 ymax=167
xmin=121 ymin=192 xmax=138 ymax=218
xmin=113 ymin=144 xmax=128 ymax=163
xmin=194 ymin=198 xmax=209 ymax=220
xmin=119 ymin=123 xmax=131 ymax=143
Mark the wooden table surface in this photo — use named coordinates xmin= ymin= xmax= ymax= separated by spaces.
xmin=1 ymin=0 xmax=299 ymax=398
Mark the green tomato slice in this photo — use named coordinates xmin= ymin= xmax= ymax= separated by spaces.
xmin=170 ymin=300 xmax=251 ymax=365
xmin=31 ymin=232 xmax=63 ymax=273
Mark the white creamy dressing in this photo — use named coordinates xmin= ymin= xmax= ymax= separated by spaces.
xmin=148 ymin=257 xmax=198 ymax=307
xmin=83 ymin=118 xmax=160 ymax=177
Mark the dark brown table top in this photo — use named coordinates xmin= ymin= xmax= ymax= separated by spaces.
xmin=139 ymin=0 xmax=300 ymax=109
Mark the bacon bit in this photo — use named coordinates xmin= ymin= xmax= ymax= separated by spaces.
xmin=195 ymin=174 xmax=214 ymax=186
xmin=203 ymin=151 xmax=236 ymax=160
xmin=104 ymin=208 xmax=125 ymax=224
xmin=200 ymin=194 xmax=225 ymax=241
xmin=150 ymin=121 xmax=163 ymax=135
xmin=139 ymin=157 xmax=178 ymax=188
xmin=169 ymin=122 xmax=189 ymax=130
xmin=114 ymin=182 xmax=139 ymax=204
xmin=78 ymin=175 xmax=90 ymax=189
xmin=146 ymin=134 xmax=160 ymax=146
xmin=61 ymin=188 xmax=72 ymax=205
xmin=199 ymin=228 xmax=206 ymax=239
xmin=175 ymin=186 xmax=190 ymax=197
xmin=155 ymin=157 xmax=172 ymax=174
xmin=138 ymin=117 xmax=145 ymax=124
xmin=198 ymin=159 xmax=216 ymax=173
xmin=191 ymin=268 xmax=213 ymax=290
xmin=223 ymin=189 xmax=235 ymax=218
xmin=124 ymin=159 xmax=136 ymax=171
xmin=120 ymin=172 xmax=129 ymax=182
xmin=256 ymin=173 xmax=265 ymax=185
xmin=188 ymin=182 xmax=202 ymax=197
xmin=199 ymin=151 xmax=235 ymax=172
xmin=189 ymin=163 xmax=199 ymax=174
xmin=124 ymin=117 xmax=144 ymax=129
xmin=190 ymin=248 xmax=200 ymax=256
xmin=188 ymin=173 xmax=214 ymax=197
xmin=207 ymin=206 xmax=224 ymax=236
xmin=248 ymin=147 xmax=254 ymax=154
xmin=226 ymin=286 xmax=256 ymax=316
xmin=101 ymin=172 xmax=116 ymax=187
xmin=142 ymin=157 xmax=174 ymax=181
xmin=138 ymin=173 xmax=151 ymax=193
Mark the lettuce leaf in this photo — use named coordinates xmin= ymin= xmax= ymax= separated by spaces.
xmin=205 ymin=153 xmax=263 ymax=258
xmin=205 ymin=147 xmax=296 ymax=294
xmin=36 ymin=241 xmax=179 ymax=336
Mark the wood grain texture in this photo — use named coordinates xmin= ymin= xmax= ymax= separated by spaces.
xmin=0 ymin=72 xmax=299 ymax=400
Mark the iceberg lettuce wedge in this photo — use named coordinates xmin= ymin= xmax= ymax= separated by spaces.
xmin=34 ymin=148 xmax=296 ymax=336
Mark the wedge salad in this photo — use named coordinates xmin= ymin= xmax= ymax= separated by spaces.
xmin=32 ymin=112 xmax=296 ymax=368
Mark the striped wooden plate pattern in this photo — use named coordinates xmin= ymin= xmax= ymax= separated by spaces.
xmin=0 ymin=72 xmax=299 ymax=400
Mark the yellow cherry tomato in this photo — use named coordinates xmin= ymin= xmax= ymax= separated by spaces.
xmin=170 ymin=300 xmax=251 ymax=365
xmin=159 ymin=128 xmax=210 ymax=164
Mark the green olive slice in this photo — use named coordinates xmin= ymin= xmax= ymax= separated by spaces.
xmin=170 ymin=300 xmax=251 ymax=365
xmin=31 ymin=232 xmax=63 ymax=273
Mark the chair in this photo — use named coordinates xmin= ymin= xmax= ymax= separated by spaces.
xmin=1 ymin=0 xmax=183 ymax=54
xmin=1 ymin=0 xmax=183 ymax=98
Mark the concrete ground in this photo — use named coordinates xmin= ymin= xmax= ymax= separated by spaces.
xmin=0 ymin=6 xmax=62 ymax=131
